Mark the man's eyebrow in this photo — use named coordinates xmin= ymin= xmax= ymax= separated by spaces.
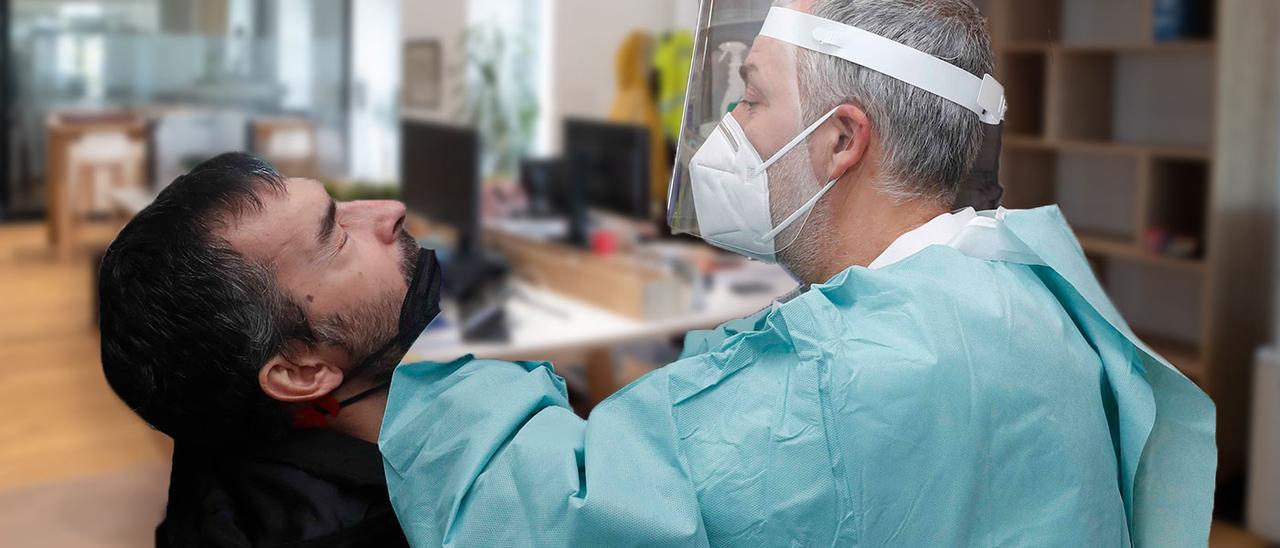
xmin=317 ymin=197 xmax=337 ymax=247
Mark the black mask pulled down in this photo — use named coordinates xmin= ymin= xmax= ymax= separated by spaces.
xmin=293 ymin=248 xmax=443 ymax=428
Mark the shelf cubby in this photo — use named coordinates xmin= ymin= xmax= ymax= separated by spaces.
xmin=1054 ymin=151 xmax=1140 ymax=240
xmin=992 ymin=0 xmax=1216 ymax=47
xmin=1000 ymin=148 xmax=1056 ymax=209
xmin=1047 ymin=51 xmax=1115 ymax=142
xmin=998 ymin=52 xmax=1049 ymax=138
xmin=992 ymin=0 xmax=1061 ymax=44
xmin=1144 ymin=157 xmax=1210 ymax=260
xmin=1112 ymin=51 xmax=1215 ymax=147
xmin=1046 ymin=49 xmax=1215 ymax=147
xmin=1104 ymin=259 xmax=1206 ymax=370
xmin=1059 ymin=0 xmax=1152 ymax=46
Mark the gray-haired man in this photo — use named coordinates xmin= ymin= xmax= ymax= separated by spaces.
xmin=379 ymin=1 xmax=1216 ymax=545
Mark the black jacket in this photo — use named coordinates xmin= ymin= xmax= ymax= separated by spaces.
xmin=157 ymin=429 xmax=410 ymax=548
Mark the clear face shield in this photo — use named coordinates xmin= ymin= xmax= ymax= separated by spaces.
xmin=668 ymin=1 xmax=1008 ymax=263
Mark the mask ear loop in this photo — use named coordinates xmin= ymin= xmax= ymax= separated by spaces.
xmin=757 ymin=177 xmax=839 ymax=244
xmin=687 ymin=108 xmax=844 ymax=258
xmin=290 ymin=378 xmax=394 ymax=429
xmin=751 ymin=107 xmax=840 ymax=176
xmin=753 ymin=107 xmax=846 ymax=244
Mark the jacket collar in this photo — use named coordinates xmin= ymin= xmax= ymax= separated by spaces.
xmin=249 ymin=428 xmax=387 ymax=488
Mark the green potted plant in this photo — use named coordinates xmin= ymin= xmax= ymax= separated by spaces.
xmin=454 ymin=23 xmax=539 ymax=183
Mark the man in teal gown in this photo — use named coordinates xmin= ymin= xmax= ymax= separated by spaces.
xmin=380 ymin=1 xmax=1216 ymax=545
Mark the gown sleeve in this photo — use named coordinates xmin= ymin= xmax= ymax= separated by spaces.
xmin=379 ymin=356 xmax=709 ymax=547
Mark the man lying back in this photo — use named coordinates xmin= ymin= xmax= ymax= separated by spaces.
xmin=99 ymin=153 xmax=428 ymax=547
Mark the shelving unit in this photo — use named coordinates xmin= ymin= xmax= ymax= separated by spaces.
xmin=983 ymin=0 xmax=1273 ymax=484
xmin=985 ymin=0 xmax=1216 ymax=380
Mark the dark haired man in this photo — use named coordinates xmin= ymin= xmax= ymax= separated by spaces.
xmin=99 ymin=153 xmax=431 ymax=547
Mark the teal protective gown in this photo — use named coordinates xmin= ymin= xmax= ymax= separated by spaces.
xmin=380 ymin=206 xmax=1216 ymax=547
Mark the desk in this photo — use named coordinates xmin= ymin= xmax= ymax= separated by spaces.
xmin=406 ymin=261 xmax=796 ymax=406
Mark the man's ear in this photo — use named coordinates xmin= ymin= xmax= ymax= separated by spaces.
xmin=825 ymin=103 xmax=873 ymax=182
xmin=258 ymin=343 xmax=347 ymax=403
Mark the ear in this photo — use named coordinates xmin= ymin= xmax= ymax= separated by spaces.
xmin=825 ymin=103 xmax=873 ymax=182
xmin=258 ymin=344 xmax=346 ymax=403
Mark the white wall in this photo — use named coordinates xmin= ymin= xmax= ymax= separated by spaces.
xmin=400 ymin=0 xmax=698 ymax=151
xmin=276 ymin=0 xmax=312 ymax=110
xmin=350 ymin=0 xmax=401 ymax=181
xmin=674 ymin=0 xmax=701 ymax=31
xmin=540 ymin=0 xmax=693 ymax=155
xmin=401 ymin=0 xmax=467 ymax=125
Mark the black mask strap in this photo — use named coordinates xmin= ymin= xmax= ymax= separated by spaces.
xmin=292 ymin=249 xmax=443 ymax=429
xmin=337 ymin=381 xmax=392 ymax=408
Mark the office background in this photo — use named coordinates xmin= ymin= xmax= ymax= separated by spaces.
xmin=1 ymin=0 xmax=1277 ymax=546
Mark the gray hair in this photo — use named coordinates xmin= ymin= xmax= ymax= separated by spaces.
xmin=798 ymin=0 xmax=994 ymax=205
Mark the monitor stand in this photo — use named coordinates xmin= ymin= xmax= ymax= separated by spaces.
xmin=442 ymin=249 xmax=511 ymax=343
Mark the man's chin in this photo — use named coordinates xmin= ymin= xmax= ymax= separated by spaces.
xmin=777 ymin=252 xmax=811 ymax=285
xmin=776 ymin=230 xmax=831 ymax=285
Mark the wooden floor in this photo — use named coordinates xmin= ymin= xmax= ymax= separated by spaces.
xmin=0 ymin=220 xmax=1271 ymax=547
xmin=0 ymin=222 xmax=171 ymax=492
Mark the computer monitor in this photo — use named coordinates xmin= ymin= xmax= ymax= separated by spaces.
xmin=519 ymin=158 xmax=566 ymax=218
xmin=400 ymin=120 xmax=480 ymax=253
xmin=564 ymin=119 xmax=651 ymax=221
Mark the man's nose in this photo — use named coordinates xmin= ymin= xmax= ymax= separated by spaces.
xmin=346 ymin=200 xmax=407 ymax=245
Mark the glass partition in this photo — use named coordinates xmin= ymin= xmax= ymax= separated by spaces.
xmin=4 ymin=0 xmax=351 ymax=216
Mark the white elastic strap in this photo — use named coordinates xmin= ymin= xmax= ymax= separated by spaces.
xmin=756 ymin=107 xmax=839 ymax=174
xmin=759 ymin=7 xmax=1006 ymax=125
xmin=757 ymin=176 xmax=840 ymax=243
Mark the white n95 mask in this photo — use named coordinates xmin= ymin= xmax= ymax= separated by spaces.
xmin=688 ymin=108 xmax=840 ymax=263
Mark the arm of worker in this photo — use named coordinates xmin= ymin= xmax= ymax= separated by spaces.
xmin=379 ymin=355 xmax=710 ymax=547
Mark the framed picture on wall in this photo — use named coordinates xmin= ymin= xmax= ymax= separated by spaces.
xmin=403 ymin=40 xmax=443 ymax=110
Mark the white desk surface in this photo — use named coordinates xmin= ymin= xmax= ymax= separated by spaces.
xmin=406 ymin=262 xmax=797 ymax=363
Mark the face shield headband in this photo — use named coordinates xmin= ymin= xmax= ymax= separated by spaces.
xmin=762 ymin=7 xmax=1008 ymax=210
xmin=758 ymin=7 xmax=1007 ymax=126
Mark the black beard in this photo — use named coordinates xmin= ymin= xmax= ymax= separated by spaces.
xmin=397 ymin=229 xmax=421 ymax=287
xmin=311 ymin=230 xmax=422 ymax=379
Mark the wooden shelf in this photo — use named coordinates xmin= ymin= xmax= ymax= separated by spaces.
xmin=1077 ymin=234 xmax=1205 ymax=273
xmin=986 ymin=0 xmax=1276 ymax=496
xmin=1002 ymin=42 xmax=1052 ymax=54
xmin=1002 ymin=41 xmax=1216 ymax=54
xmin=1004 ymin=136 xmax=1212 ymax=160
xmin=1003 ymin=135 xmax=1054 ymax=148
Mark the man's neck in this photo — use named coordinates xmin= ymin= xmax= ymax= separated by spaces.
xmin=328 ymin=390 xmax=389 ymax=444
xmin=811 ymin=181 xmax=947 ymax=283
